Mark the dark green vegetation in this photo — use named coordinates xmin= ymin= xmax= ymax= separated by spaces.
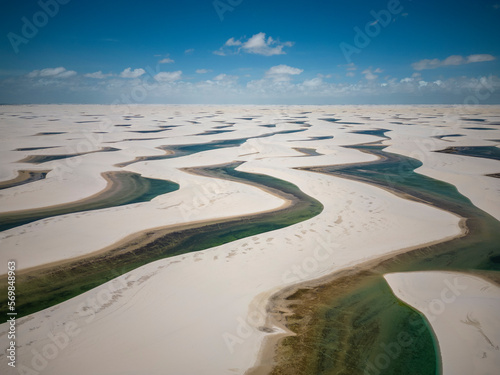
xmin=0 ymin=170 xmax=51 ymax=190
xmin=128 ymin=129 xmax=170 ymax=133
xmin=464 ymin=127 xmax=497 ymax=130
xmin=319 ymin=118 xmax=341 ymax=122
xmin=298 ymin=136 xmax=334 ymax=142
xmin=15 ymin=146 xmax=58 ymax=151
xmin=432 ymin=134 xmax=463 ymax=140
xmin=34 ymin=132 xmax=66 ymax=136
xmin=17 ymin=147 xmax=120 ymax=164
xmin=435 ymin=145 xmax=500 ymax=161
xmin=0 ymin=171 xmax=179 ymax=233
xmin=0 ymin=163 xmax=322 ymax=321
xmin=461 ymin=118 xmax=486 ymax=122
xmin=269 ymin=272 xmax=439 ymax=375
xmin=194 ymin=129 xmax=235 ymax=136
xmin=268 ymin=145 xmax=500 ymax=375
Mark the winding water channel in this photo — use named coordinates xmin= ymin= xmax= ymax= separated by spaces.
xmin=0 ymin=163 xmax=322 ymax=320
xmin=265 ymin=144 xmax=500 ymax=375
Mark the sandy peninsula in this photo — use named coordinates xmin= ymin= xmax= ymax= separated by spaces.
xmin=385 ymin=271 xmax=500 ymax=375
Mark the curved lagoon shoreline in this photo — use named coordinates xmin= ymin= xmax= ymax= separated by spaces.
xmin=0 ymin=170 xmax=179 ymax=232
xmin=249 ymin=145 xmax=500 ymax=375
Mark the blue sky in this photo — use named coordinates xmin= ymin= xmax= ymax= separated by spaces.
xmin=1 ymin=0 xmax=499 ymax=104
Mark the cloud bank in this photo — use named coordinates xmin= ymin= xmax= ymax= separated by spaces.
xmin=27 ymin=67 xmax=77 ymax=79
xmin=5 ymin=65 xmax=500 ymax=105
xmin=412 ymin=54 xmax=495 ymax=70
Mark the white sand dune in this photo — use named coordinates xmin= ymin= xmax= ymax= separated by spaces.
xmin=385 ymin=271 xmax=500 ymax=375
xmin=0 ymin=105 xmax=498 ymax=375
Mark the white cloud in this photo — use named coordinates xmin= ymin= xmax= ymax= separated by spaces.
xmin=467 ymin=54 xmax=496 ymax=63
xmin=120 ymin=68 xmax=146 ymax=78
xmin=209 ymin=74 xmax=239 ymax=85
xmin=302 ymin=77 xmax=323 ymax=87
xmin=346 ymin=63 xmax=357 ymax=71
xmin=39 ymin=67 xmax=66 ymax=77
xmin=27 ymin=67 xmax=77 ymax=79
xmin=264 ymin=65 xmax=303 ymax=83
xmin=11 ymin=64 xmax=500 ymax=104
xmin=154 ymin=71 xmax=182 ymax=82
xmin=362 ymin=68 xmax=380 ymax=80
xmin=214 ymin=73 xmax=229 ymax=81
xmin=184 ymin=49 xmax=194 ymax=54
xmin=443 ymin=55 xmax=466 ymax=66
xmin=54 ymin=70 xmax=77 ymax=78
xmin=339 ymin=62 xmax=357 ymax=74
xmin=196 ymin=69 xmax=211 ymax=74
xmin=159 ymin=57 xmax=174 ymax=64
xmin=243 ymin=33 xmax=293 ymax=56
xmin=225 ymin=37 xmax=242 ymax=47
xmin=6 ymin=67 xmax=500 ymax=104
xmin=215 ymin=33 xmax=293 ymax=56
xmin=84 ymin=71 xmax=111 ymax=79
xmin=340 ymin=63 xmax=357 ymax=77
xmin=412 ymin=54 xmax=496 ymax=70
xmin=266 ymin=65 xmax=303 ymax=76
xmin=400 ymin=77 xmax=413 ymax=83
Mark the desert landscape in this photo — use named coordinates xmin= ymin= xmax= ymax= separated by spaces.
xmin=0 ymin=104 xmax=498 ymax=374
